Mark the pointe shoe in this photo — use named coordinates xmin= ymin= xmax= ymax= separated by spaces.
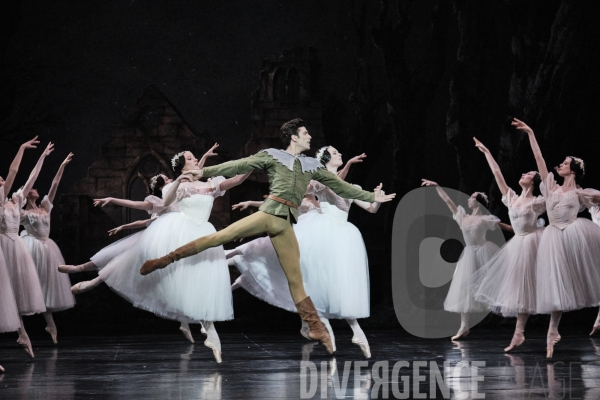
xmin=451 ymin=329 xmax=470 ymax=341
xmin=71 ymin=281 xmax=93 ymax=295
xmin=504 ymin=333 xmax=525 ymax=353
xmin=546 ymin=333 xmax=561 ymax=359
xmin=295 ymin=297 xmax=334 ymax=354
xmin=180 ymin=326 xmax=195 ymax=344
xmin=45 ymin=326 xmax=58 ymax=344
xmin=200 ymin=325 xmax=207 ymax=336
xmin=352 ymin=337 xmax=371 ymax=359
xmin=204 ymin=340 xmax=222 ymax=363
xmin=590 ymin=323 xmax=600 ymax=336
xmin=17 ymin=337 xmax=34 ymax=358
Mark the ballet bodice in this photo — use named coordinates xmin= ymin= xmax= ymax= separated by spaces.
xmin=541 ymin=173 xmax=600 ymax=230
xmin=502 ymin=189 xmax=546 ymax=236
xmin=0 ymin=187 xmax=25 ymax=241
xmin=453 ymin=206 xmax=499 ymax=248
xmin=319 ymin=202 xmax=349 ymax=222
xmin=21 ymin=196 xmax=53 ymax=242
xmin=163 ymin=177 xmax=226 ymax=226
xmin=298 ymin=197 xmax=320 ymax=216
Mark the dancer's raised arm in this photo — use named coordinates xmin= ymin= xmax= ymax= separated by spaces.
xmin=421 ymin=179 xmax=458 ymax=214
xmin=353 ymin=183 xmax=383 ymax=214
xmin=219 ymin=172 xmax=252 ymax=191
xmin=108 ymin=217 xmax=157 ymax=236
xmin=22 ymin=142 xmax=54 ymax=198
xmin=162 ymin=173 xmax=194 ymax=207
xmin=512 ymin=118 xmax=549 ymax=180
xmin=231 ymin=200 xmax=264 ymax=211
xmin=197 ymin=143 xmax=219 ymax=170
xmin=473 ymin=138 xmax=509 ymax=196
xmin=48 ymin=152 xmax=73 ymax=203
xmin=3 ymin=136 xmax=39 ymax=195
xmin=337 ymin=153 xmax=366 ymax=181
xmin=93 ymin=197 xmax=154 ymax=211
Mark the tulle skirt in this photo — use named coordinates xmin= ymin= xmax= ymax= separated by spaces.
xmin=232 ymin=210 xmax=370 ymax=319
xmin=0 ymin=234 xmax=46 ymax=315
xmin=472 ymin=228 xmax=543 ymax=317
xmin=536 ymin=218 xmax=600 ymax=313
xmin=444 ymin=241 xmax=499 ymax=313
xmin=100 ymin=212 xmax=233 ymax=323
xmin=0 ymin=251 xmax=21 ymax=332
xmin=22 ymin=234 xmax=76 ymax=312
xmin=90 ymin=231 xmax=144 ymax=270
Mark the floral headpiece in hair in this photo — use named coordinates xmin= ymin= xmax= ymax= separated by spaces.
xmin=315 ymin=146 xmax=329 ymax=165
xmin=171 ymin=152 xmax=186 ymax=171
xmin=149 ymin=175 xmax=160 ymax=191
xmin=569 ymin=156 xmax=586 ymax=175
xmin=475 ymin=192 xmax=489 ymax=204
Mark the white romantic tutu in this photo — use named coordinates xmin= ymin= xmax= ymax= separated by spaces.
xmin=100 ymin=193 xmax=233 ymax=323
xmin=0 ymin=251 xmax=21 ymax=332
xmin=536 ymin=219 xmax=600 ymax=313
xmin=444 ymin=241 xmax=500 ymax=313
xmin=232 ymin=207 xmax=370 ymax=319
xmin=91 ymin=232 xmax=144 ymax=270
xmin=21 ymin=232 xmax=76 ymax=312
xmin=473 ymin=228 xmax=543 ymax=316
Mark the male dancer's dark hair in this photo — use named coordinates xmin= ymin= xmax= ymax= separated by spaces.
xmin=280 ymin=118 xmax=305 ymax=147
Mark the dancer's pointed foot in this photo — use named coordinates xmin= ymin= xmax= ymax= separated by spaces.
xmin=200 ymin=325 xmax=207 ymax=336
xmin=546 ymin=332 xmax=561 ymax=359
xmin=17 ymin=337 xmax=34 ymax=358
xmin=590 ymin=323 xmax=600 ymax=336
xmin=504 ymin=332 xmax=525 ymax=353
xmin=451 ymin=329 xmax=470 ymax=341
xmin=71 ymin=281 xmax=94 ymax=295
xmin=352 ymin=337 xmax=371 ymax=359
xmin=45 ymin=326 xmax=58 ymax=344
xmin=204 ymin=340 xmax=222 ymax=363
xmin=180 ymin=325 xmax=195 ymax=344
xmin=295 ymin=297 xmax=334 ymax=354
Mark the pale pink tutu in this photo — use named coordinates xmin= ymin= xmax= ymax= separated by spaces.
xmin=0 ymin=251 xmax=21 ymax=332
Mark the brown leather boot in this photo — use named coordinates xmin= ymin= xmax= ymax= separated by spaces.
xmin=295 ymin=297 xmax=334 ymax=354
xmin=140 ymin=241 xmax=199 ymax=275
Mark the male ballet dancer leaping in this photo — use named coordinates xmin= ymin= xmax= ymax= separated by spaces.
xmin=140 ymin=118 xmax=395 ymax=354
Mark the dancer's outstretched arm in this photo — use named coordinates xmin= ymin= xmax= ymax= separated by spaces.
xmin=473 ymin=138 xmax=509 ymax=196
xmin=353 ymin=183 xmax=383 ymax=213
xmin=499 ymin=222 xmax=514 ymax=233
xmin=162 ymin=173 xmax=193 ymax=207
xmin=22 ymin=142 xmax=54 ymax=198
xmin=512 ymin=118 xmax=549 ymax=180
xmin=312 ymin=169 xmax=394 ymax=203
xmin=197 ymin=143 xmax=219 ymax=170
xmin=231 ymin=200 xmax=264 ymax=211
xmin=421 ymin=179 xmax=458 ymax=214
xmin=108 ymin=217 xmax=157 ymax=236
xmin=3 ymin=136 xmax=39 ymax=196
xmin=93 ymin=197 xmax=153 ymax=211
xmin=219 ymin=172 xmax=252 ymax=191
xmin=48 ymin=152 xmax=73 ymax=203
xmin=337 ymin=153 xmax=366 ymax=181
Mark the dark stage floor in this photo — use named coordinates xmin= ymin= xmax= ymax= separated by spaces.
xmin=2 ymin=327 xmax=600 ymax=399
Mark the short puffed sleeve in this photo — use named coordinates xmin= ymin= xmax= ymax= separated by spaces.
xmin=531 ymin=195 xmax=546 ymax=215
xmin=539 ymin=172 xmax=557 ymax=197
xmin=40 ymin=195 xmax=53 ymax=213
xmin=482 ymin=214 xmax=501 ymax=231
xmin=501 ymin=188 xmax=518 ymax=208
xmin=11 ymin=189 xmax=26 ymax=209
xmin=144 ymin=195 xmax=166 ymax=216
xmin=453 ymin=205 xmax=467 ymax=226
xmin=576 ymin=187 xmax=600 ymax=212
xmin=209 ymin=176 xmax=227 ymax=198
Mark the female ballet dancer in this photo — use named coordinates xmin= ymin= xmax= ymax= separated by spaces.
xmin=1 ymin=140 xmax=54 ymax=357
xmin=588 ymin=206 xmax=600 ymax=336
xmin=99 ymin=151 xmax=249 ymax=362
xmin=228 ymin=146 xmax=382 ymax=358
xmin=420 ymin=179 xmax=500 ymax=340
xmin=20 ymin=152 xmax=75 ymax=344
xmin=58 ymin=143 xmax=219 ymax=275
xmin=513 ymin=118 xmax=600 ymax=358
xmin=470 ymin=137 xmax=546 ymax=352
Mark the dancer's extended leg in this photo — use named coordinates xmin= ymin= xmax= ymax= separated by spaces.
xmin=590 ymin=308 xmax=600 ymax=336
xmin=505 ymin=313 xmax=529 ymax=352
xmin=347 ymin=319 xmax=370 ymax=358
xmin=203 ymin=321 xmax=222 ymax=363
xmin=140 ymin=211 xmax=333 ymax=353
xmin=17 ymin=316 xmax=34 ymax=358
xmin=71 ymin=276 xmax=103 ymax=294
xmin=547 ymin=311 xmax=562 ymax=359
xmin=43 ymin=311 xmax=58 ymax=344
xmin=58 ymin=261 xmax=96 ymax=274
xmin=451 ymin=313 xmax=470 ymax=340
xmin=179 ymin=322 xmax=194 ymax=343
